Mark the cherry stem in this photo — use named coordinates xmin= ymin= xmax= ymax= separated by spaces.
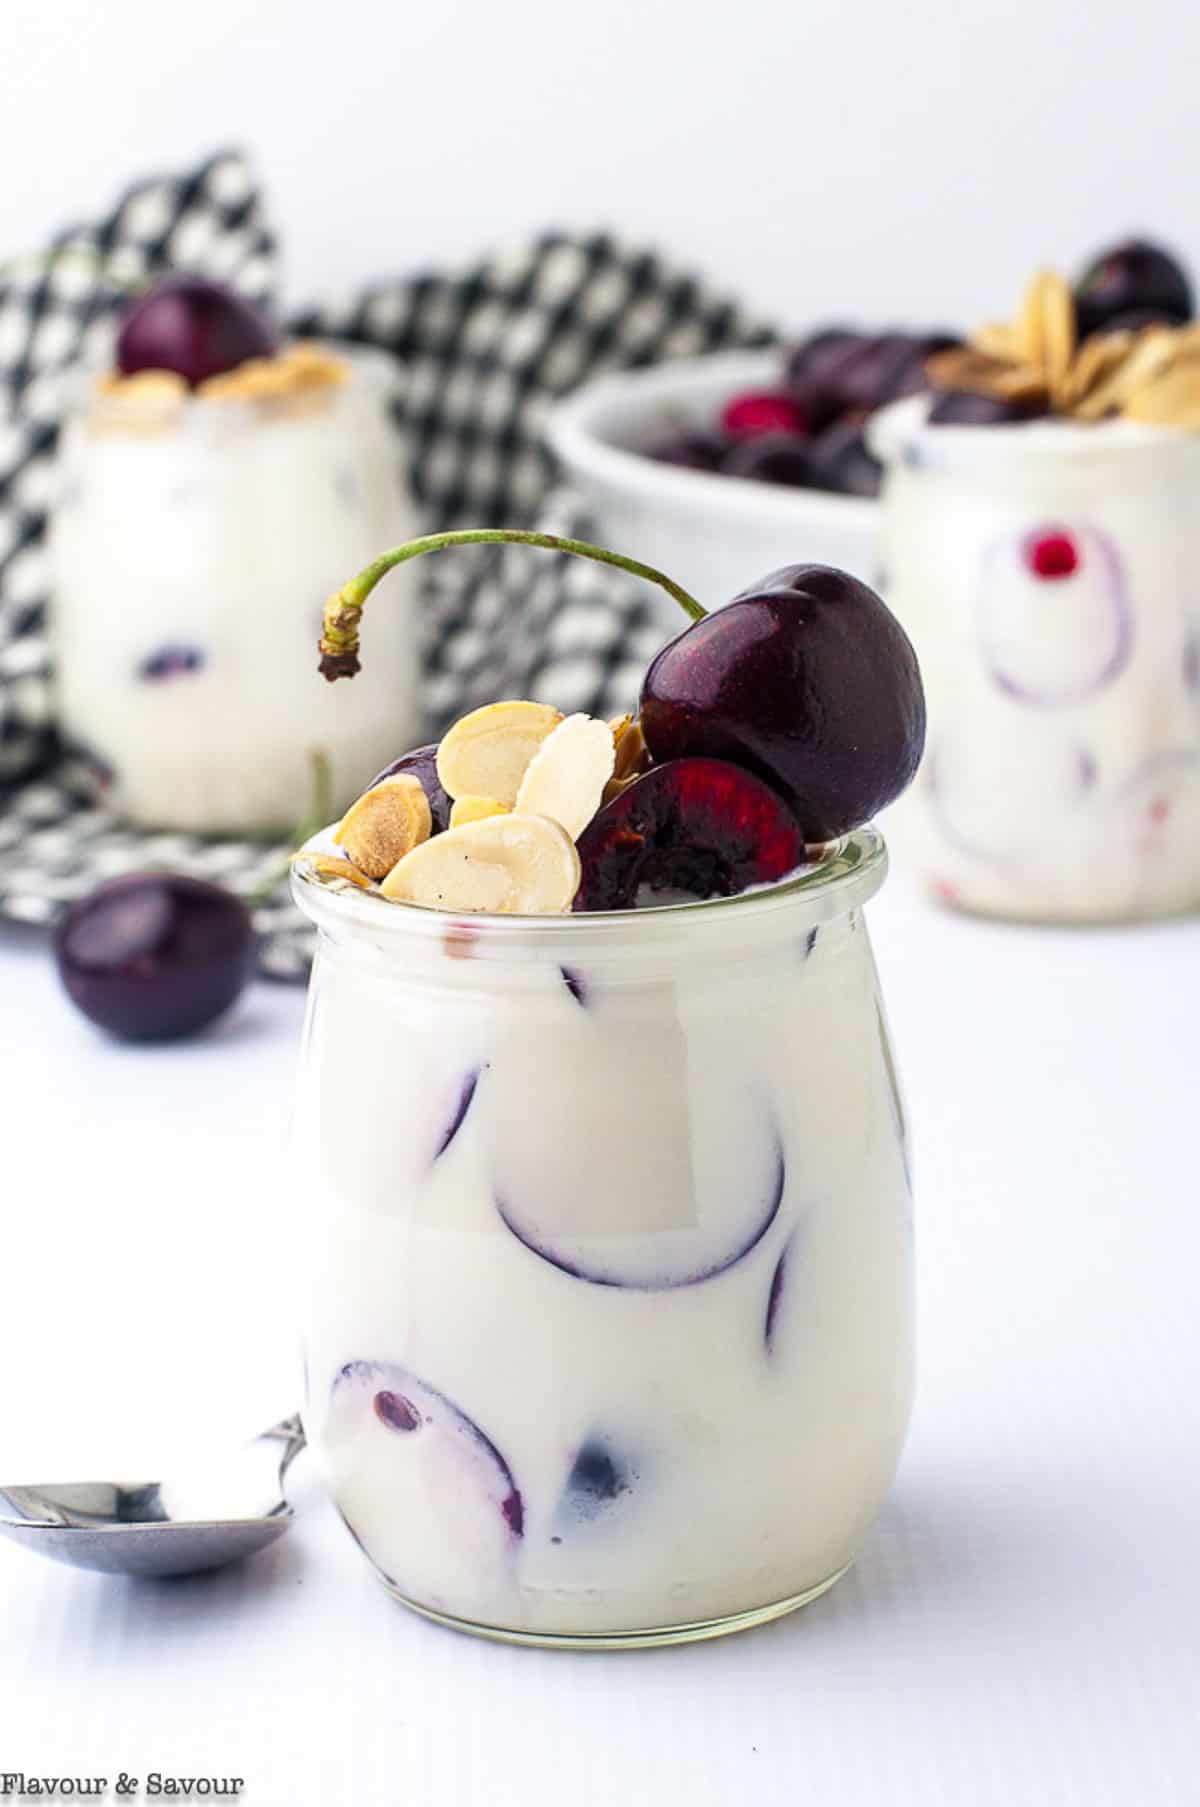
xmin=317 ymin=529 xmax=707 ymax=681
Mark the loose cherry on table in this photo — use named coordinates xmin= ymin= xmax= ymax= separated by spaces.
xmin=54 ymin=873 xmax=254 ymax=1042
xmin=116 ymin=276 xmax=279 ymax=387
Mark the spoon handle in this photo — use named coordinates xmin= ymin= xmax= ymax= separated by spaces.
xmin=256 ymin=1413 xmax=307 ymax=1492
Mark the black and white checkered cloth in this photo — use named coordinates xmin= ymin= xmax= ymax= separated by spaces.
xmin=0 ymin=148 xmax=772 ymax=978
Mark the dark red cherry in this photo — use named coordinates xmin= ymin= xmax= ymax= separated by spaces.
xmin=805 ymin=416 xmax=883 ymax=497
xmin=1074 ymin=239 xmax=1192 ymax=339
xmin=721 ymin=433 xmax=814 ymax=487
xmin=55 ymin=874 xmax=254 ymax=1042
xmin=640 ymin=565 xmax=926 ymax=842
xmin=116 ymin=276 xmax=279 ymax=388
xmin=720 ymin=391 xmax=808 ymax=439
xmin=366 ymin=744 xmax=451 ymax=833
xmin=574 ymin=759 xmax=805 ymax=911
xmin=928 ymin=389 xmax=1048 ymax=426
xmin=784 ymin=329 xmax=866 ymax=432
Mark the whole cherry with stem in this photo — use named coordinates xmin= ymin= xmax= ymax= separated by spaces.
xmin=316 ymin=530 xmax=925 ymax=845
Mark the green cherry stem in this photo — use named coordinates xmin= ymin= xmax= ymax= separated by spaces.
xmin=318 ymin=529 xmax=707 ymax=680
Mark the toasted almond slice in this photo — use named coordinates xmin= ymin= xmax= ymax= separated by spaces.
xmin=988 ymin=363 xmax=1051 ymax=402
xmin=970 ymin=322 xmax=1024 ymax=361
xmin=106 ymin=368 xmax=189 ymax=403
xmin=609 ymin=713 xmax=650 ymax=782
xmin=296 ymin=851 xmax=375 ymax=891
xmin=925 ymin=346 xmax=1000 ymax=391
xmin=381 ymin=813 xmax=580 ymax=913
xmin=1071 ymin=326 xmax=1178 ymax=420
xmin=514 ymin=713 xmax=616 ymax=839
xmin=334 ymin=773 xmax=432 ymax=879
xmin=1017 ymin=270 xmax=1052 ymax=370
xmin=1060 ymin=329 xmax=1134 ymax=409
xmin=1167 ymin=324 xmax=1200 ymax=366
xmin=1123 ymin=365 xmax=1200 ymax=428
xmin=279 ymin=342 xmax=350 ymax=388
xmin=436 ymin=700 xmax=563 ymax=805
xmin=1040 ymin=272 xmax=1076 ymax=405
xmin=601 ymin=773 xmax=639 ymax=806
xmin=449 ymin=794 xmax=510 ymax=828
xmin=925 ymin=345 xmax=1045 ymax=401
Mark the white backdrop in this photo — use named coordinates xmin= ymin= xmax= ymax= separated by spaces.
xmin=1 ymin=0 xmax=1197 ymax=329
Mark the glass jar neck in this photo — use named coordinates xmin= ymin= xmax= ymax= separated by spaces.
xmin=293 ymin=828 xmax=887 ymax=990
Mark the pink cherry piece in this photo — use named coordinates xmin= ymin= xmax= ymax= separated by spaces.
xmin=1024 ymin=529 xmax=1080 ymax=581
xmin=720 ymin=390 xmax=809 ymax=441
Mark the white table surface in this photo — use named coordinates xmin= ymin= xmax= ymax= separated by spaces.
xmin=1 ymin=876 xmax=1197 ymax=1807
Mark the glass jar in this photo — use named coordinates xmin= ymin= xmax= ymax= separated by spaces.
xmin=291 ymin=833 xmax=913 ymax=1649
xmin=49 ymin=348 xmax=423 ymax=836
xmin=871 ymin=399 xmax=1200 ymax=921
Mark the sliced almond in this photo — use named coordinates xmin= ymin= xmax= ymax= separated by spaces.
xmin=514 ymin=713 xmax=615 ymax=839
xmin=334 ymin=773 xmax=432 ymax=879
xmin=199 ymin=358 xmax=285 ymax=401
xmin=296 ymin=851 xmax=374 ymax=891
xmin=102 ymin=368 xmax=188 ymax=403
xmin=279 ymin=342 xmax=350 ymax=387
xmin=1060 ymin=329 xmax=1134 ymax=410
xmin=609 ymin=713 xmax=650 ymax=782
xmin=1124 ymin=365 xmax=1200 ymax=428
xmin=1039 ymin=272 xmax=1076 ymax=405
xmin=449 ymin=794 xmax=510 ymax=828
xmin=601 ymin=772 xmax=639 ymax=806
xmin=436 ymin=700 xmax=563 ymax=806
xmin=381 ymin=813 xmax=580 ymax=914
xmin=970 ymin=322 xmax=1024 ymax=362
xmin=925 ymin=345 xmax=1000 ymax=391
xmin=1017 ymin=270 xmax=1053 ymax=370
xmin=925 ymin=345 xmax=1046 ymax=402
xmin=1072 ymin=326 xmax=1178 ymax=420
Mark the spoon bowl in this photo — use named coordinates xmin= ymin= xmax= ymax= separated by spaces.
xmin=0 ymin=1414 xmax=305 ymax=1578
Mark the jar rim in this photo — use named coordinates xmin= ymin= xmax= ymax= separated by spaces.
xmin=291 ymin=824 xmax=888 ymax=952
xmin=869 ymin=393 xmax=1200 ymax=473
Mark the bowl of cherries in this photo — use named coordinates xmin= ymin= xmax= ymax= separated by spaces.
xmin=545 ymin=327 xmax=955 ymax=625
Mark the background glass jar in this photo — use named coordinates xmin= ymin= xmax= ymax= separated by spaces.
xmin=292 ymin=834 xmax=913 ymax=1649
xmin=871 ymin=400 xmax=1200 ymax=921
xmin=49 ymin=347 xmax=423 ymax=836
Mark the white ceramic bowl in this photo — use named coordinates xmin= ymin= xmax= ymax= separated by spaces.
xmin=545 ymin=349 xmax=881 ymax=629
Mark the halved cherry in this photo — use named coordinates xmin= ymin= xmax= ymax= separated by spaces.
xmin=573 ymin=757 xmax=806 ymax=911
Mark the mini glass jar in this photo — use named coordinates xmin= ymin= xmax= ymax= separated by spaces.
xmin=50 ymin=348 xmax=423 ymax=836
xmin=291 ymin=833 xmax=913 ymax=1649
xmin=871 ymin=400 xmax=1200 ymax=921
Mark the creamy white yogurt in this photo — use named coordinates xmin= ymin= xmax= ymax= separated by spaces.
xmin=872 ymin=400 xmax=1200 ymax=920
xmin=292 ymin=837 xmax=913 ymax=1643
xmin=50 ymin=349 xmax=423 ymax=835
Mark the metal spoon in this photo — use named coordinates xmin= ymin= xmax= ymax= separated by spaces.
xmin=0 ymin=1414 xmax=306 ymax=1578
